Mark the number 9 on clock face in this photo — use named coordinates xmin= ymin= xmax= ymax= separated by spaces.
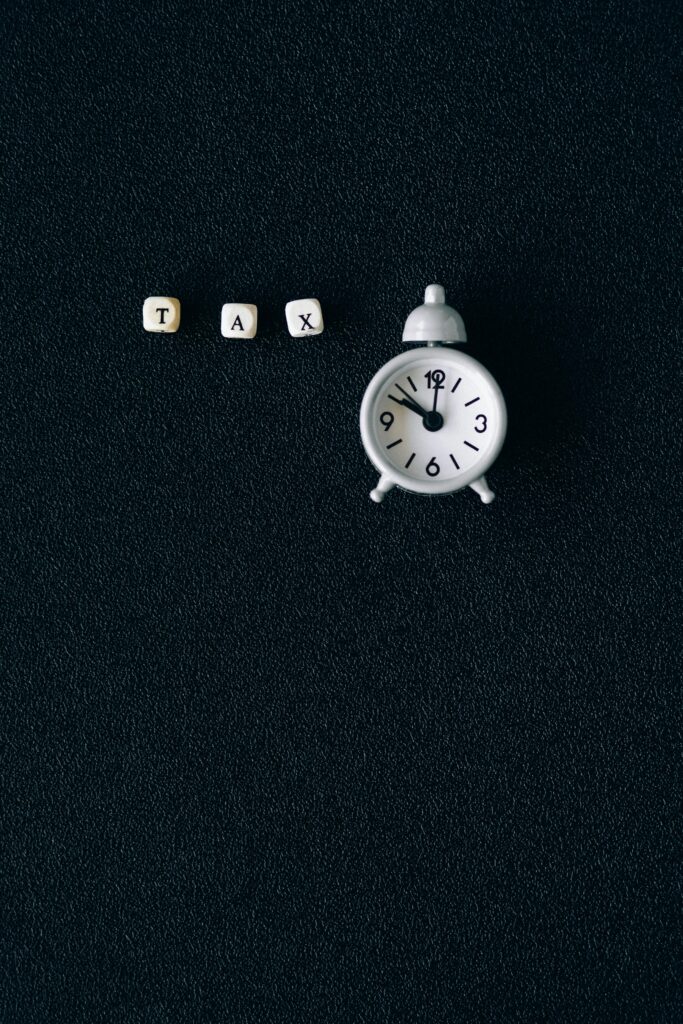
xmin=359 ymin=347 xmax=507 ymax=497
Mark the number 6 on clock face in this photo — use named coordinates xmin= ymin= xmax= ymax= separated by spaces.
xmin=360 ymin=346 xmax=506 ymax=502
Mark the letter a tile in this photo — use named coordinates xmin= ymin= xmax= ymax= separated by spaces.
xmin=221 ymin=303 xmax=258 ymax=339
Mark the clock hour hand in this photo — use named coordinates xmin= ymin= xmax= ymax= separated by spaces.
xmin=389 ymin=383 xmax=444 ymax=432
xmin=389 ymin=394 xmax=425 ymax=418
xmin=391 ymin=383 xmax=430 ymax=418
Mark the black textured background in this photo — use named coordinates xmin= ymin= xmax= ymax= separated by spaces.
xmin=2 ymin=1 xmax=681 ymax=1021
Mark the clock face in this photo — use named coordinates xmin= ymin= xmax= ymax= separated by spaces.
xmin=360 ymin=348 xmax=506 ymax=495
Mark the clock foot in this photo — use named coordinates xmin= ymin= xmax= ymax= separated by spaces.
xmin=470 ymin=475 xmax=495 ymax=504
xmin=370 ymin=475 xmax=395 ymax=503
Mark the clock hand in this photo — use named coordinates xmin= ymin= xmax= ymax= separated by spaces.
xmin=389 ymin=383 xmax=445 ymax=432
xmin=394 ymin=383 xmax=430 ymax=417
xmin=431 ymin=372 xmax=446 ymax=413
xmin=389 ymin=394 xmax=428 ymax=418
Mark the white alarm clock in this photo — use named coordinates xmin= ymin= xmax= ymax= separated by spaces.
xmin=360 ymin=285 xmax=507 ymax=504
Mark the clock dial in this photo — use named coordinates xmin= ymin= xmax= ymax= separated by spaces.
xmin=360 ymin=345 xmax=507 ymax=500
xmin=373 ymin=362 xmax=500 ymax=482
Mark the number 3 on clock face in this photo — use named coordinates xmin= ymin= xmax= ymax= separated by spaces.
xmin=359 ymin=347 xmax=507 ymax=499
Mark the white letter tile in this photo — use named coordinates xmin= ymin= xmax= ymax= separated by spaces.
xmin=143 ymin=296 xmax=181 ymax=333
xmin=221 ymin=303 xmax=258 ymax=339
xmin=285 ymin=298 xmax=324 ymax=337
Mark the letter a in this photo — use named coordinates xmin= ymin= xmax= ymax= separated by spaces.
xmin=231 ymin=316 xmax=244 ymax=332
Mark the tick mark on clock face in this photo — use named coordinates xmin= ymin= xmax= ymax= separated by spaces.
xmin=464 ymin=440 xmax=479 ymax=451
xmin=386 ymin=438 xmax=403 ymax=449
xmin=465 ymin=397 xmax=480 ymax=406
xmin=405 ymin=452 xmax=416 ymax=468
xmin=451 ymin=377 xmax=462 ymax=393
xmin=406 ymin=376 xmax=417 ymax=392
xmin=449 ymin=453 xmax=460 ymax=469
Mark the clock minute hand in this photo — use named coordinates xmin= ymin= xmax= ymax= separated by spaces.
xmin=432 ymin=384 xmax=440 ymax=413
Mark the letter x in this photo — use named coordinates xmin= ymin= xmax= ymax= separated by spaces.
xmin=298 ymin=313 xmax=314 ymax=330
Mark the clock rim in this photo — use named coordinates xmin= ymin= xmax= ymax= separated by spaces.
xmin=360 ymin=347 xmax=507 ymax=496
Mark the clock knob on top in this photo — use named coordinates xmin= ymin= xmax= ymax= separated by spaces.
xmin=402 ymin=283 xmax=467 ymax=347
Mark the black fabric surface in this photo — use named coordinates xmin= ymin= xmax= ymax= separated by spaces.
xmin=2 ymin=1 xmax=681 ymax=1021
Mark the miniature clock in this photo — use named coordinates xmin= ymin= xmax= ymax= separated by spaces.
xmin=360 ymin=285 xmax=507 ymax=504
